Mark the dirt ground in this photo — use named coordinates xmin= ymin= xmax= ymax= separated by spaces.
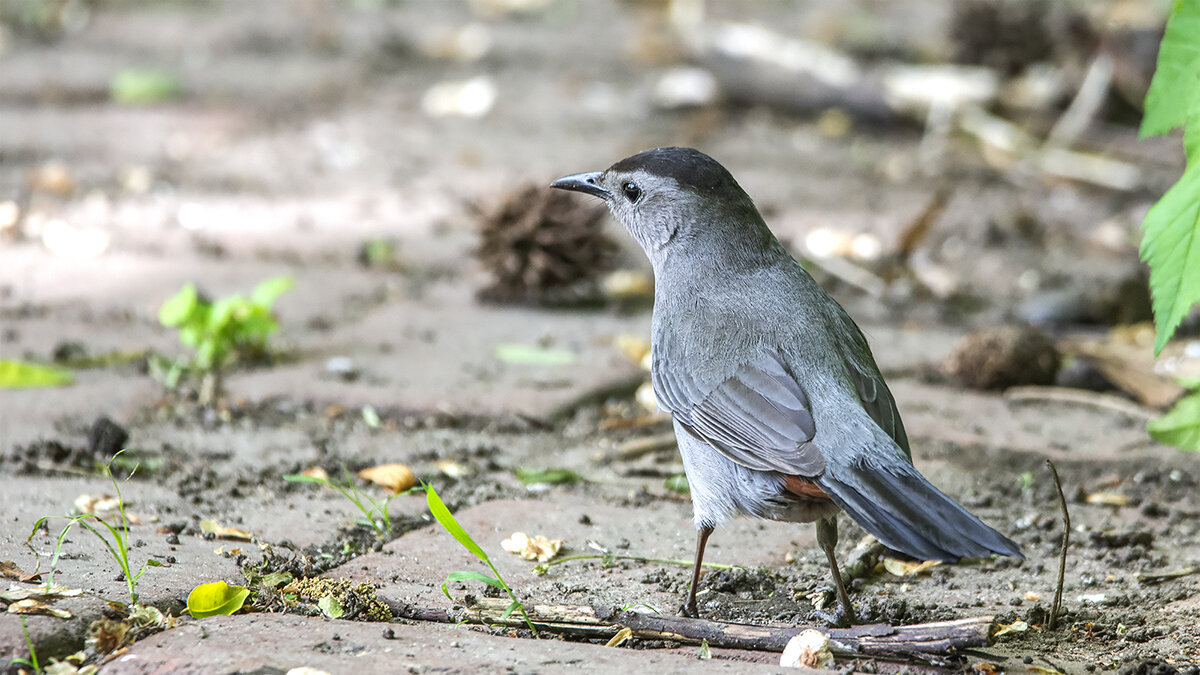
xmin=1 ymin=1 xmax=1198 ymax=673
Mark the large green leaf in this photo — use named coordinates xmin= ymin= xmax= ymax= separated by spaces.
xmin=187 ymin=581 xmax=249 ymax=618
xmin=0 ymin=361 xmax=73 ymax=388
xmin=1148 ymin=390 xmax=1200 ymax=451
xmin=1140 ymin=0 xmax=1200 ymax=139
xmin=1140 ymin=160 xmax=1200 ymax=355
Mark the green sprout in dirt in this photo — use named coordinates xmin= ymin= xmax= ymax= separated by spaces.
xmin=1140 ymin=2 xmax=1200 ymax=451
xmin=156 ymin=275 xmax=293 ymax=403
xmin=9 ymin=617 xmax=40 ymax=674
xmin=424 ymin=482 xmax=539 ymax=637
xmin=26 ymin=450 xmax=162 ymax=610
xmin=283 ymin=469 xmax=408 ymax=541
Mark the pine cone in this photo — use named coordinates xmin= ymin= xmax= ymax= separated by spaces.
xmin=475 ymin=184 xmax=616 ymax=305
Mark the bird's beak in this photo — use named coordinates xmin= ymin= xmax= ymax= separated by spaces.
xmin=549 ymin=172 xmax=610 ymax=200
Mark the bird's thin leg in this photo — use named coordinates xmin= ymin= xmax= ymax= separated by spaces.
xmin=682 ymin=526 xmax=713 ymax=618
xmin=816 ymin=517 xmax=857 ymax=626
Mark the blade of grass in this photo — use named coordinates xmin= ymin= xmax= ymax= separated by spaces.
xmin=425 ymin=483 xmax=487 ymax=561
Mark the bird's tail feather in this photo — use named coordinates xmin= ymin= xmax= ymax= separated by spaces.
xmin=815 ymin=458 xmax=1022 ymax=562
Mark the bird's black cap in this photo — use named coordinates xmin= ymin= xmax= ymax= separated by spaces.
xmin=609 ymin=147 xmax=734 ymax=193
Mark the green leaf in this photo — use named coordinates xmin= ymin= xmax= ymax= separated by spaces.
xmin=494 ymin=343 xmax=576 ymax=366
xmin=514 ymin=467 xmax=583 ymax=485
xmin=1148 ymin=390 xmax=1200 ymax=451
xmin=111 ymin=68 xmax=180 ymax=105
xmin=187 ymin=581 xmax=249 ymax=618
xmin=500 ymin=600 xmax=520 ymax=620
xmin=177 ymin=323 xmax=205 ymax=349
xmin=317 ymin=593 xmax=344 ymax=619
xmin=208 ymin=296 xmax=243 ymax=332
xmin=195 ymin=339 xmax=219 ymax=371
xmin=256 ymin=571 xmax=294 ymax=589
xmin=425 ymin=483 xmax=488 ymax=562
xmin=1140 ymin=0 xmax=1200 ymax=138
xmin=158 ymin=284 xmax=198 ymax=327
xmin=283 ymin=474 xmax=333 ymax=486
xmin=664 ymin=474 xmax=690 ymax=494
xmin=1187 ymin=122 xmax=1200 ymax=166
xmin=1140 ymin=160 xmax=1200 ymax=355
xmin=251 ymin=276 xmax=294 ymax=307
xmin=444 ymin=570 xmax=504 ymax=590
xmin=0 ymin=361 xmax=73 ymax=388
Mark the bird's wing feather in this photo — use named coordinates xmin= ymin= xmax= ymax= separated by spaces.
xmin=654 ymin=350 xmax=825 ymax=476
xmin=847 ymin=360 xmax=911 ymax=461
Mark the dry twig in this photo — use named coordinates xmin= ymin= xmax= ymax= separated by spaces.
xmin=1005 ymin=386 xmax=1157 ymax=420
xmin=1046 ymin=459 xmax=1069 ymax=631
xmin=389 ymin=596 xmax=995 ymax=662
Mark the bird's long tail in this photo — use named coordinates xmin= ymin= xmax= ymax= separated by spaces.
xmin=814 ymin=455 xmax=1022 ymax=562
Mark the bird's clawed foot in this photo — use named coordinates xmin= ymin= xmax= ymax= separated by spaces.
xmin=812 ymin=600 xmax=857 ymax=628
xmin=679 ymin=598 xmax=700 ymax=619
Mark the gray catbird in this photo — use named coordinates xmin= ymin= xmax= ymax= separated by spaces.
xmin=550 ymin=147 xmax=1021 ymax=625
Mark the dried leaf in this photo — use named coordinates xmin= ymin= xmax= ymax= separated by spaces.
xmin=1029 ymin=667 xmax=1067 ymax=675
xmin=356 ymin=464 xmax=417 ymax=494
xmin=199 ymin=520 xmax=255 ymax=541
xmin=603 ymin=271 xmax=654 ymax=301
xmin=0 ymin=585 xmax=82 ymax=602
xmin=994 ymin=619 xmax=1029 ymax=636
xmin=780 ymin=629 xmax=833 ymax=668
xmin=435 ymin=459 xmax=470 ymax=478
xmin=1085 ymin=492 xmax=1130 ymax=506
xmin=7 ymin=598 xmax=72 ymax=618
xmin=0 ymin=560 xmax=41 ymax=583
xmin=73 ymin=494 xmax=122 ymax=517
xmin=301 ymin=466 xmax=329 ymax=480
xmin=605 ymin=626 xmax=632 ymax=648
xmin=882 ymin=558 xmax=942 ymax=576
xmin=614 ymin=334 xmax=652 ymax=366
xmin=501 ymin=532 xmax=563 ymax=562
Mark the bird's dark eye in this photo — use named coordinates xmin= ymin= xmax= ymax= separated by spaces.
xmin=622 ymin=182 xmax=642 ymax=203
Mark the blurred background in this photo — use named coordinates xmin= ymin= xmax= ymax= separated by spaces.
xmin=0 ymin=0 xmax=1192 ymax=427
xmin=4 ymin=2 xmax=1200 ymax=669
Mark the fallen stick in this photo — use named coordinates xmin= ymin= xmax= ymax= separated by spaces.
xmin=1046 ymin=459 xmax=1070 ymax=631
xmin=1005 ymin=386 xmax=1157 ymax=420
xmin=388 ymin=596 xmax=994 ymax=660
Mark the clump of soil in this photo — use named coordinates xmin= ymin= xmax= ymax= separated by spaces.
xmin=941 ymin=324 xmax=1060 ymax=390
xmin=475 ymin=183 xmax=616 ymax=305
xmin=949 ymin=0 xmax=1055 ymax=75
xmin=279 ymin=577 xmax=393 ymax=621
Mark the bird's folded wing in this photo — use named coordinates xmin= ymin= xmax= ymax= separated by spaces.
xmin=654 ymin=350 xmax=825 ymax=476
xmin=847 ymin=359 xmax=911 ymax=461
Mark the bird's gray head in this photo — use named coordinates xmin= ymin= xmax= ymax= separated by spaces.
xmin=550 ymin=147 xmax=777 ymax=267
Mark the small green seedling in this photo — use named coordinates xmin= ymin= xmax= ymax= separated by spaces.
xmin=156 ymin=276 xmax=293 ymax=395
xmin=283 ymin=469 xmax=406 ymax=540
xmin=27 ymin=451 xmax=161 ymax=610
xmin=9 ymin=617 xmax=40 ymax=674
xmin=424 ymin=483 xmax=538 ymax=637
